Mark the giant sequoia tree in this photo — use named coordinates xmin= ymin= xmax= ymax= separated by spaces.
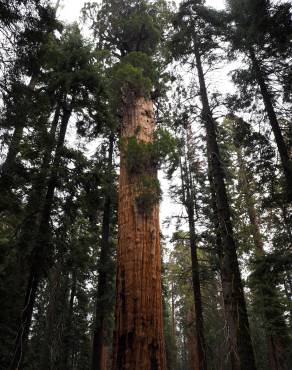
xmin=0 ymin=1 xmax=291 ymax=370
xmin=84 ymin=0 xmax=168 ymax=368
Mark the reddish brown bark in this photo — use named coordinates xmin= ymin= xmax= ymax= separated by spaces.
xmin=100 ymin=345 xmax=109 ymax=370
xmin=112 ymin=96 xmax=166 ymax=370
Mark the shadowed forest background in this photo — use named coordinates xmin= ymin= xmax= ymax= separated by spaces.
xmin=0 ymin=0 xmax=291 ymax=369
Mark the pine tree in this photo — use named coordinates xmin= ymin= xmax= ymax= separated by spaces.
xmin=171 ymin=2 xmax=257 ymax=369
xmin=91 ymin=133 xmax=117 ymax=370
xmin=225 ymin=0 xmax=292 ymax=201
xmin=7 ymin=25 xmax=108 ymax=369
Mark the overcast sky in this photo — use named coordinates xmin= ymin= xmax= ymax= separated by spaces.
xmin=58 ymin=0 xmax=226 ymax=23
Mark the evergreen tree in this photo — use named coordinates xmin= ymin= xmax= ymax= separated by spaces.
xmin=0 ymin=1 xmax=291 ymax=369
xmin=7 ymin=25 xmax=108 ymax=369
xmin=171 ymin=2 xmax=257 ymax=369
xmin=83 ymin=1 xmax=173 ymax=368
xmin=225 ymin=0 xmax=292 ymax=201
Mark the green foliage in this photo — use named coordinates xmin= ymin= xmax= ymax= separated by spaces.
xmin=226 ymin=0 xmax=292 ymax=57
xmin=153 ymin=128 xmax=179 ymax=177
xmin=83 ymin=0 xmax=167 ymax=56
xmin=122 ymin=136 xmax=154 ymax=173
xmin=119 ymin=9 xmax=161 ymax=55
xmin=248 ymin=254 xmax=292 ymax=355
xmin=135 ymin=175 xmax=162 ymax=213
xmin=83 ymin=0 xmax=171 ymax=100
xmin=121 ymin=128 xmax=178 ymax=174
xmin=1 ymin=0 xmax=292 ymax=368
xmin=110 ymin=51 xmax=161 ymax=97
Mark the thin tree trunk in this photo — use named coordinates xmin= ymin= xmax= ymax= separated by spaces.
xmin=207 ymin=154 xmax=232 ymax=370
xmin=236 ymin=148 xmax=264 ymax=256
xmin=40 ymin=191 xmax=76 ymax=370
xmin=249 ymin=47 xmax=292 ymax=201
xmin=0 ymin=76 xmax=38 ymax=205
xmin=111 ymin=96 xmax=166 ymax=370
xmin=62 ymin=270 xmax=77 ymax=369
xmin=188 ymin=212 xmax=207 ymax=370
xmin=20 ymin=102 xmax=62 ymax=225
xmin=184 ymin=125 xmax=208 ymax=370
xmin=171 ymin=280 xmax=176 ymax=340
xmin=194 ymin=41 xmax=257 ymax=370
xmin=232 ymin=135 xmax=291 ymax=369
xmin=234 ymin=141 xmax=290 ymax=370
xmin=0 ymin=3 xmax=59 ymax=194
xmin=180 ymin=143 xmax=208 ymax=370
xmin=1 ymin=77 xmax=37 ymax=172
xmin=91 ymin=134 xmax=115 ymax=370
xmin=9 ymin=101 xmax=73 ymax=370
xmin=40 ymin=262 xmax=65 ymax=370
xmin=186 ymin=309 xmax=200 ymax=370
xmin=283 ymin=270 xmax=292 ymax=327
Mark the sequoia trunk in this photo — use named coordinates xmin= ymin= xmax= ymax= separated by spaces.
xmin=112 ymin=96 xmax=166 ymax=370
xmin=194 ymin=41 xmax=257 ymax=370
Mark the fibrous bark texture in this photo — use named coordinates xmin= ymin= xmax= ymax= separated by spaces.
xmin=112 ymin=96 xmax=166 ymax=370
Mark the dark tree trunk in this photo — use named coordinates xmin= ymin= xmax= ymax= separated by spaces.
xmin=40 ymin=191 xmax=76 ymax=370
xmin=61 ymin=270 xmax=77 ymax=369
xmin=194 ymin=41 xmax=257 ymax=370
xmin=236 ymin=148 xmax=290 ymax=370
xmin=207 ymin=152 xmax=233 ymax=370
xmin=0 ymin=77 xmax=37 ymax=181
xmin=40 ymin=262 xmax=67 ymax=370
xmin=180 ymin=135 xmax=208 ymax=370
xmin=249 ymin=47 xmax=292 ymax=201
xmin=170 ymin=281 xmax=176 ymax=341
xmin=9 ymin=101 xmax=73 ymax=370
xmin=188 ymin=212 xmax=208 ymax=370
xmin=0 ymin=77 xmax=38 ymax=213
xmin=91 ymin=134 xmax=115 ymax=370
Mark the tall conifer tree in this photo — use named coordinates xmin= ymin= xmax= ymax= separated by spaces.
xmin=84 ymin=1 xmax=168 ymax=368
